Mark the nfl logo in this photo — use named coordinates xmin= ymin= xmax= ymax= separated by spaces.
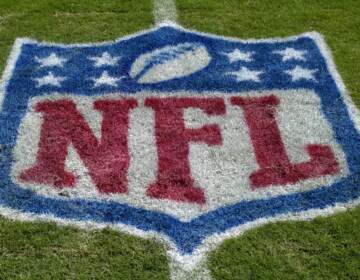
xmin=0 ymin=25 xmax=359 ymax=270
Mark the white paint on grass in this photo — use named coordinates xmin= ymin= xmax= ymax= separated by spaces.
xmin=35 ymin=53 xmax=67 ymax=68
xmin=170 ymin=258 xmax=212 ymax=280
xmin=153 ymin=0 xmax=178 ymax=25
xmin=33 ymin=71 xmax=66 ymax=88
xmin=130 ymin=42 xmax=211 ymax=84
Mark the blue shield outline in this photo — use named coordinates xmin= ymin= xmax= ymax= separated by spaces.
xmin=0 ymin=25 xmax=359 ymax=261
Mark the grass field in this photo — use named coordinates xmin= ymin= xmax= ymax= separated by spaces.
xmin=0 ymin=0 xmax=359 ymax=279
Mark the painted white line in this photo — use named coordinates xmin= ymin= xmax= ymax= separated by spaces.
xmin=153 ymin=0 xmax=178 ymax=25
xmin=170 ymin=258 xmax=212 ymax=280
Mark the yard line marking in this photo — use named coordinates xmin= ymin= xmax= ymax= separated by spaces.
xmin=153 ymin=0 xmax=178 ymax=25
xmin=170 ymin=258 xmax=212 ymax=280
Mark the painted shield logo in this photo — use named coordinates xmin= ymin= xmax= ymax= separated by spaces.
xmin=0 ymin=25 xmax=359 ymax=270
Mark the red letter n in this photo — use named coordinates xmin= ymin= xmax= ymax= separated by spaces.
xmin=231 ymin=95 xmax=339 ymax=188
xmin=145 ymin=97 xmax=226 ymax=204
xmin=20 ymin=98 xmax=137 ymax=194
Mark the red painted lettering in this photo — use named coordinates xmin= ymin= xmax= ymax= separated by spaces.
xmin=145 ymin=97 xmax=226 ymax=203
xmin=20 ymin=98 xmax=137 ymax=194
xmin=231 ymin=95 xmax=339 ymax=188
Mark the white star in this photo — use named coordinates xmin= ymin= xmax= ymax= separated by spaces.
xmin=33 ymin=72 xmax=66 ymax=87
xmin=285 ymin=66 xmax=317 ymax=82
xmin=91 ymin=71 xmax=125 ymax=87
xmin=227 ymin=67 xmax=263 ymax=82
xmin=88 ymin=52 xmax=121 ymax=67
xmin=221 ymin=49 xmax=254 ymax=63
xmin=35 ymin=53 xmax=67 ymax=67
xmin=273 ymin=48 xmax=307 ymax=61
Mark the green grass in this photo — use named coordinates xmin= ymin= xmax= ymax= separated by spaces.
xmin=0 ymin=0 xmax=154 ymax=70
xmin=209 ymin=207 xmax=360 ymax=279
xmin=0 ymin=221 xmax=169 ymax=279
xmin=0 ymin=0 xmax=359 ymax=279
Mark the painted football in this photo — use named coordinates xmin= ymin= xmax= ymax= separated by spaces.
xmin=129 ymin=42 xmax=211 ymax=84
